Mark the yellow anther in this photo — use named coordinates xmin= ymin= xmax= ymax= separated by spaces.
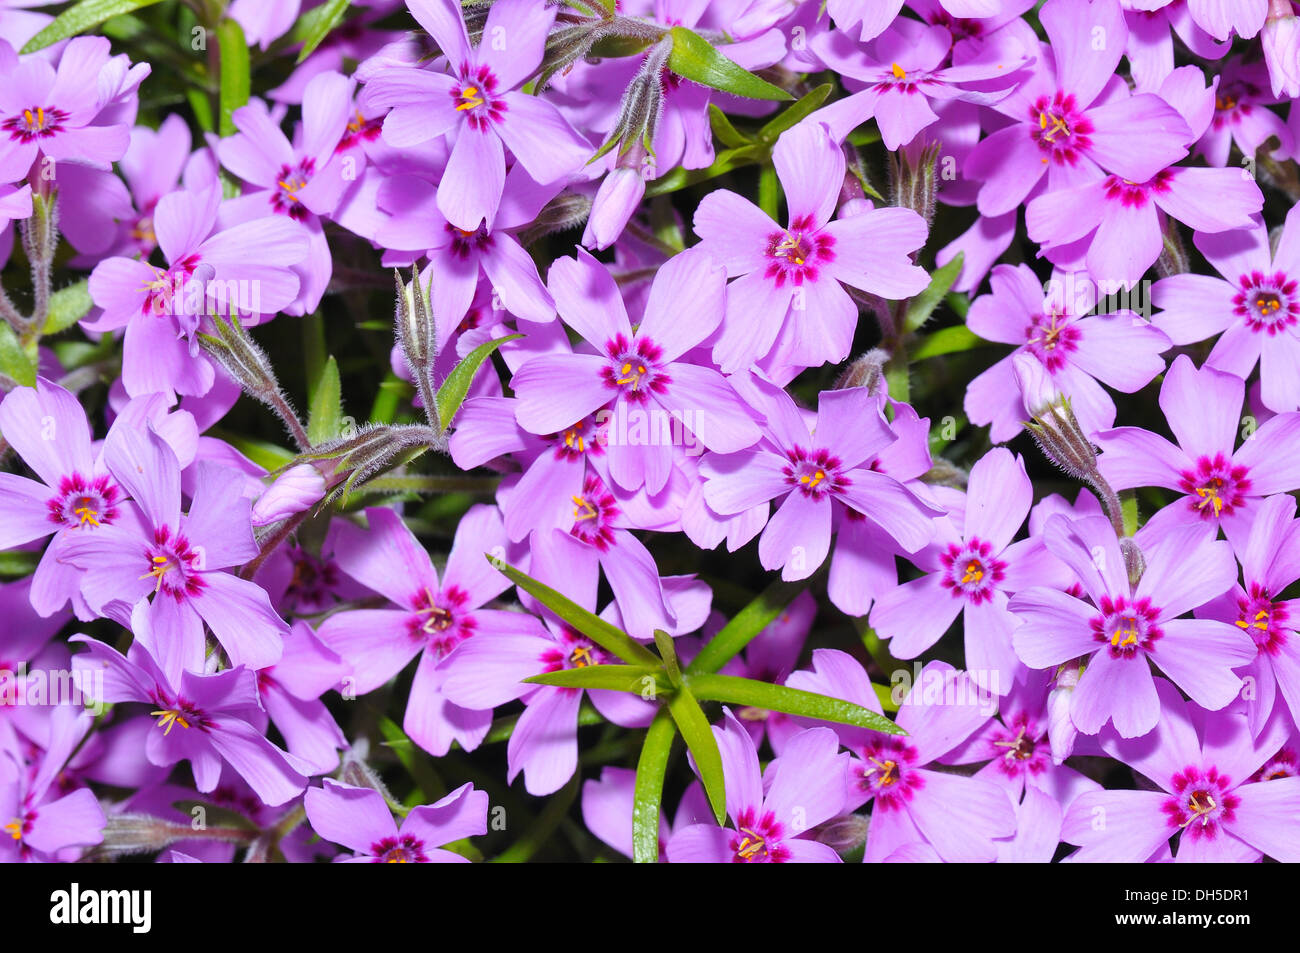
xmin=736 ymin=828 xmax=765 ymax=859
xmin=867 ymin=757 xmax=897 ymax=786
xmin=571 ymin=496 xmax=597 ymax=521
xmin=570 ymin=645 xmax=594 ymax=668
xmin=150 ymin=709 xmax=191 ymax=736
xmin=3 ymin=820 xmax=20 ymax=841
xmin=456 ymin=86 xmax=484 ymax=111
xmin=891 ymin=63 xmax=906 ymax=80
xmin=73 ymin=506 xmax=99 ymax=527
xmin=961 ymin=559 xmax=984 ymax=585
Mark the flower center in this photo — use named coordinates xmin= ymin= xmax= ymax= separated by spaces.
xmin=939 ymin=539 xmax=1005 ymax=603
xmin=858 ymin=739 xmax=922 ymax=808
xmin=763 ymin=216 xmax=835 ymax=288
xmin=601 ymin=334 xmax=666 ymax=403
xmin=150 ymin=707 xmax=192 ymax=735
xmin=729 ymin=808 xmax=788 ymax=863
xmin=552 ymin=415 xmax=605 ymax=461
xmin=1163 ymin=765 xmax=1238 ymax=842
xmin=3 ymin=105 xmax=66 ymax=142
xmin=1235 ymin=584 xmax=1289 ymax=656
xmin=1177 ymin=453 xmax=1251 ymax=520
xmin=408 ymin=585 xmax=474 ymax=658
xmin=1092 ymin=595 xmax=1163 ymax=658
xmin=272 ymin=158 xmax=316 ymax=221
xmin=1024 ymin=310 xmax=1080 ymax=372
xmin=783 ymin=447 xmax=846 ymax=501
xmin=372 ymin=834 xmax=427 ymax=863
xmin=3 ymin=819 xmax=21 ymax=841
xmin=1030 ymin=92 xmax=1092 ymax=164
xmin=450 ymin=64 xmax=505 ymax=131
xmin=48 ymin=473 xmax=120 ymax=530
xmin=568 ymin=476 xmax=618 ymax=550
xmin=1235 ymin=270 xmax=1298 ymax=333
xmin=140 ymin=527 xmax=207 ymax=600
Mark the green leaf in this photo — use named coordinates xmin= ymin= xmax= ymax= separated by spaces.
xmin=186 ymin=88 xmax=215 ymax=133
xmin=209 ymin=430 xmax=296 ymax=472
xmin=0 ymin=322 xmax=36 ymax=387
xmin=644 ymin=143 xmax=767 ymax=198
xmin=306 ymin=356 xmax=343 ymax=446
xmin=757 ymin=163 xmax=779 ymax=219
xmin=911 ymin=325 xmax=985 ymax=361
xmin=296 ymin=0 xmax=350 ymax=63
xmin=666 ymin=685 xmax=727 ymax=823
xmin=757 ymin=83 xmax=833 ymax=142
xmin=687 ymin=577 xmax=804 ymax=675
xmin=653 ymin=630 xmax=682 ymax=688
xmin=435 ymin=334 xmax=521 ymax=430
xmin=1122 ymin=492 xmax=1140 ymax=536
xmin=43 ymin=281 xmax=93 ymax=335
xmin=377 ymin=715 xmax=444 ymax=803
xmin=707 ymin=104 xmax=751 ymax=149
xmin=217 ymin=19 xmax=251 ymax=138
xmin=903 ymin=252 xmax=964 ymax=333
xmin=524 ymin=664 xmax=665 ymax=694
xmin=486 ymin=558 xmax=661 ymax=667
xmin=688 ymin=673 xmax=904 ymax=734
xmin=666 ymin=26 xmax=792 ymax=102
xmin=633 ymin=710 xmax=676 ymax=863
xmin=20 ymin=0 xmax=165 ymax=52
xmin=0 ymin=550 xmax=40 ymax=577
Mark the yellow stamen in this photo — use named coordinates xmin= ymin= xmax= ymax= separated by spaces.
xmin=1181 ymin=792 xmax=1217 ymax=828
xmin=570 ymin=646 xmax=594 ymax=668
xmin=891 ymin=63 xmax=906 ymax=80
xmin=3 ymin=820 xmax=20 ymax=841
xmin=1110 ymin=619 xmax=1140 ymax=648
xmin=73 ymin=506 xmax=99 ymax=527
xmin=150 ymin=709 xmax=191 ymax=736
xmin=1194 ymin=481 xmax=1224 ymax=517
xmin=139 ymin=555 xmax=172 ymax=592
xmin=961 ymin=559 xmax=984 ymax=585
xmin=456 ymin=86 xmax=484 ymax=111
xmin=867 ymin=757 xmax=897 ymax=786
xmin=572 ymin=496 xmax=597 ymax=521
xmin=736 ymin=828 xmax=765 ymax=859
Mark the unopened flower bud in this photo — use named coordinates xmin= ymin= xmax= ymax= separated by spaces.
xmin=1047 ymin=663 xmax=1083 ymax=765
xmin=583 ymin=165 xmax=646 ymax=251
xmin=251 ymin=463 xmax=326 ymax=526
xmin=809 ymin=813 xmax=870 ymax=853
xmin=1264 ymin=0 xmax=1300 ymax=97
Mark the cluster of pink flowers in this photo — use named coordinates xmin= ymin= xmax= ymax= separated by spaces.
xmin=0 ymin=0 xmax=1298 ymax=865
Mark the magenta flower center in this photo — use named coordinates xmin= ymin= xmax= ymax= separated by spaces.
xmin=1253 ymin=747 xmax=1298 ymax=782
xmin=1029 ymin=92 xmax=1092 ymax=165
xmin=143 ymin=526 xmax=208 ymax=601
xmin=568 ymin=475 xmax=618 ymax=551
xmin=149 ymin=691 xmax=209 ymax=735
xmin=451 ymin=63 xmax=505 ymax=131
xmin=783 ymin=446 xmax=846 ymax=501
xmin=140 ymin=253 xmax=202 ymax=317
xmin=445 ymin=222 xmax=494 ymax=258
xmin=990 ymin=718 xmax=1048 ymax=779
xmin=730 ymin=808 xmax=790 ymax=863
xmin=272 ymin=158 xmax=316 ymax=221
xmin=2 ymin=105 xmax=67 ymax=142
xmin=1176 ymin=453 xmax=1251 ymax=520
xmin=1235 ymin=583 xmax=1289 ymax=656
xmin=371 ymin=834 xmax=428 ymax=863
xmin=408 ymin=584 xmax=476 ymax=658
xmin=1162 ymin=765 xmax=1239 ymax=842
xmin=551 ymin=414 xmax=606 ymax=461
xmin=601 ymin=334 xmax=667 ymax=404
xmin=1091 ymin=595 xmax=1163 ymax=658
xmin=541 ymin=628 xmax=609 ymax=693
xmin=1234 ymin=270 xmax=1299 ymax=334
xmin=47 ymin=472 xmax=120 ymax=530
xmin=285 ymin=546 xmax=343 ymax=610
xmin=763 ymin=215 xmax=835 ymax=288
xmin=1101 ymin=170 xmax=1173 ymax=208
xmin=939 ymin=538 xmax=1006 ymax=604
xmin=857 ymin=737 xmax=922 ymax=809
xmin=1023 ymin=309 xmax=1080 ymax=372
